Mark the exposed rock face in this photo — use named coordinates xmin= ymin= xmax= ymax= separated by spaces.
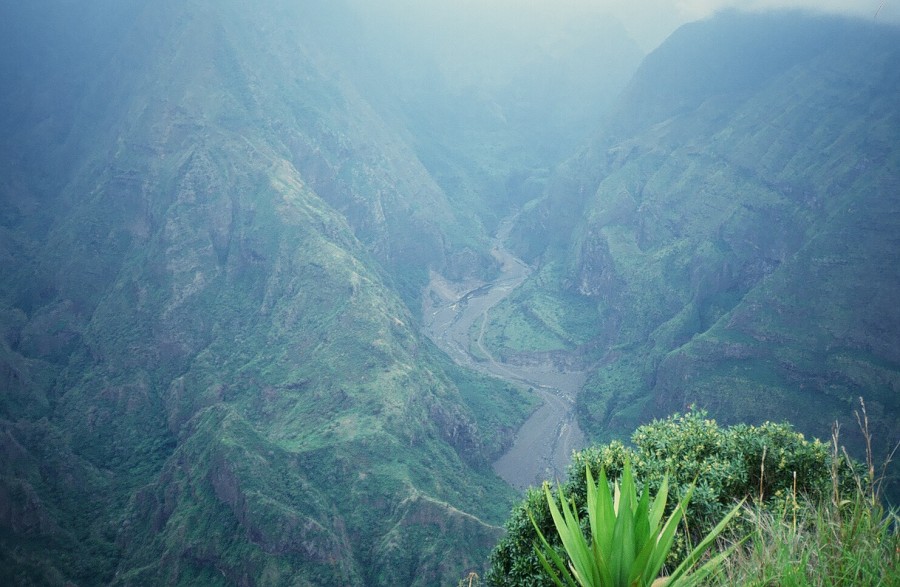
xmin=575 ymin=229 xmax=620 ymax=298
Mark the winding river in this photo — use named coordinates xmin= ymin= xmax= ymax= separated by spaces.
xmin=422 ymin=217 xmax=586 ymax=489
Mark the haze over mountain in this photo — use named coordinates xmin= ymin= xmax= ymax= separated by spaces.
xmin=1 ymin=1 xmax=898 ymax=586
xmin=0 ymin=0 xmax=636 ymax=584
xmin=504 ymin=10 xmax=900 ymax=482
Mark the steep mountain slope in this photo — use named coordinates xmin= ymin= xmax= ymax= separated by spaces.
xmin=319 ymin=1 xmax=645 ymax=236
xmin=503 ymin=12 xmax=900 ymax=465
xmin=9 ymin=3 xmax=898 ymax=584
xmin=0 ymin=1 xmax=533 ymax=584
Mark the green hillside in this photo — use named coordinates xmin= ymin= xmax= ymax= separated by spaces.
xmin=2 ymin=3 xmax=899 ymax=585
xmin=503 ymin=12 xmax=900 ymax=484
xmin=0 ymin=1 xmax=534 ymax=584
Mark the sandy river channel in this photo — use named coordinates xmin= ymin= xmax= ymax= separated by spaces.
xmin=422 ymin=217 xmax=586 ymax=489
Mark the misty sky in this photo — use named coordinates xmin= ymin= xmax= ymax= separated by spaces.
xmin=606 ymin=0 xmax=898 ymax=49
xmin=425 ymin=0 xmax=899 ymax=51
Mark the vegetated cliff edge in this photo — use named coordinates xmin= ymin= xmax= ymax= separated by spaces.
xmin=506 ymin=11 xmax=900 ymax=487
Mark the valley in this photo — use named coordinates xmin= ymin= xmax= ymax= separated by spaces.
xmin=1 ymin=3 xmax=899 ymax=585
xmin=423 ymin=215 xmax=586 ymax=489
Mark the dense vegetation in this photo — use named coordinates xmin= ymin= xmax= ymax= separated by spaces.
xmin=0 ymin=1 xmax=565 ymax=584
xmin=494 ymin=12 xmax=900 ymax=493
xmin=487 ymin=410 xmax=898 ymax=586
xmin=1 ymin=3 xmax=898 ymax=586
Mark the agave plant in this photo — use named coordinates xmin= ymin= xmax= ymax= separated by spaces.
xmin=531 ymin=461 xmax=743 ymax=587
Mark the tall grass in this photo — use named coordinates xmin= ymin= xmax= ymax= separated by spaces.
xmin=711 ymin=400 xmax=899 ymax=586
xmin=484 ymin=402 xmax=898 ymax=586
xmin=712 ymin=492 xmax=899 ymax=585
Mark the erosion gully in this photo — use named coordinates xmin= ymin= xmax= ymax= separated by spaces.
xmin=422 ymin=216 xmax=586 ymax=490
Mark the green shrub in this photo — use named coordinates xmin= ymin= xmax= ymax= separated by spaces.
xmin=487 ymin=410 xmax=851 ymax=586
xmin=712 ymin=408 xmax=899 ymax=586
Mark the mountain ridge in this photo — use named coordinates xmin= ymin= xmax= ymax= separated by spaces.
xmin=503 ymin=11 xmax=900 ymax=479
xmin=0 ymin=1 xmax=540 ymax=583
xmin=2 ymin=5 xmax=899 ymax=585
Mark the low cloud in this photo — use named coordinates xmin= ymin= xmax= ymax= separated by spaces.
xmin=674 ymin=0 xmax=895 ymax=20
xmin=597 ymin=0 xmax=899 ymax=50
xmin=353 ymin=0 xmax=898 ymax=53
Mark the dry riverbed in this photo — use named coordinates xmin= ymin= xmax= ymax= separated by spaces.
xmin=422 ymin=219 xmax=586 ymax=489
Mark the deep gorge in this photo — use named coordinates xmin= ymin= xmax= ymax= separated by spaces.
xmin=1 ymin=2 xmax=898 ymax=585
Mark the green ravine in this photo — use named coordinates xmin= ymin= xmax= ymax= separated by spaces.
xmin=0 ymin=1 xmax=558 ymax=584
xmin=502 ymin=11 xmax=900 ymax=495
xmin=1 ymin=3 xmax=899 ymax=586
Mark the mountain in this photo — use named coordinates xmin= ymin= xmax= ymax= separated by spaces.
xmin=7 ymin=2 xmax=896 ymax=585
xmin=0 ymin=0 xmax=648 ymax=582
xmin=502 ymin=11 xmax=900 ymax=478
xmin=0 ymin=1 xmax=542 ymax=584
xmin=314 ymin=1 xmax=645 ymax=237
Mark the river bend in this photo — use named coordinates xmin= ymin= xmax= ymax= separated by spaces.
xmin=422 ymin=218 xmax=586 ymax=489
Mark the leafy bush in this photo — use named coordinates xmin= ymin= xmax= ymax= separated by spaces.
xmin=717 ymin=418 xmax=899 ymax=586
xmin=487 ymin=410 xmax=850 ymax=586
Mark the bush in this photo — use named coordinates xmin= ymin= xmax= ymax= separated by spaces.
xmin=713 ymin=404 xmax=899 ymax=586
xmin=486 ymin=410 xmax=851 ymax=586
